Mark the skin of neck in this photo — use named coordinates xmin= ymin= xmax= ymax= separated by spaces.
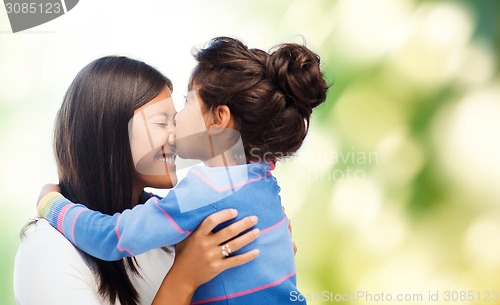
xmin=131 ymin=180 xmax=145 ymax=206
xmin=203 ymin=129 xmax=246 ymax=168
xmin=204 ymin=148 xmax=240 ymax=167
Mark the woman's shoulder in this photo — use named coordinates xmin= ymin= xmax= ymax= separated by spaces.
xmin=15 ymin=219 xmax=92 ymax=265
xmin=14 ymin=219 xmax=175 ymax=305
xmin=14 ymin=219 xmax=103 ymax=305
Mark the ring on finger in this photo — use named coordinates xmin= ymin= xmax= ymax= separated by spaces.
xmin=221 ymin=243 xmax=232 ymax=257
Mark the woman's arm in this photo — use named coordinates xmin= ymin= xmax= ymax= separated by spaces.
xmin=152 ymin=209 xmax=261 ymax=305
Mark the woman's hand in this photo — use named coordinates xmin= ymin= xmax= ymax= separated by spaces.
xmin=175 ymin=209 xmax=260 ymax=287
xmin=152 ymin=209 xmax=260 ymax=305
xmin=289 ymin=218 xmax=298 ymax=255
xmin=283 ymin=206 xmax=298 ymax=255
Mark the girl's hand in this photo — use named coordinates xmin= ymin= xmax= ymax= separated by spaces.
xmin=152 ymin=209 xmax=260 ymax=305
xmin=37 ymin=184 xmax=60 ymax=207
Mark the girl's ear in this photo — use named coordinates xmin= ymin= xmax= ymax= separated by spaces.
xmin=209 ymin=105 xmax=233 ymax=133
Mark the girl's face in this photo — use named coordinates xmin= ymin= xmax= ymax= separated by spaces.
xmin=129 ymin=86 xmax=178 ymax=189
xmin=174 ymin=87 xmax=213 ymax=161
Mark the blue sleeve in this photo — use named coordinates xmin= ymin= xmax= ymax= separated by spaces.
xmin=39 ymin=177 xmax=219 ymax=261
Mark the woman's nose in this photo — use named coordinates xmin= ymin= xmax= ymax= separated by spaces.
xmin=167 ymin=132 xmax=176 ymax=146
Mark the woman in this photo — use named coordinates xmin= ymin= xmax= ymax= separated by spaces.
xmin=13 ymin=56 xmax=260 ymax=305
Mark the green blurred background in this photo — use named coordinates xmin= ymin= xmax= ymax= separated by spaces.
xmin=1 ymin=0 xmax=499 ymax=304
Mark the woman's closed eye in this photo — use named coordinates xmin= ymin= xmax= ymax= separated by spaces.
xmin=154 ymin=121 xmax=176 ymax=128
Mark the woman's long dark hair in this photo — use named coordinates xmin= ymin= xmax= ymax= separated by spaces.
xmin=54 ymin=56 xmax=172 ymax=305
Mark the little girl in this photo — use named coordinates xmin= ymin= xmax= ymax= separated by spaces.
xmin=39 ymin=37 xmax=328 ymax=304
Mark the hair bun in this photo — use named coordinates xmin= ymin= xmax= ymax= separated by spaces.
xmin=267 ymin=43 xmax=328 ymax=115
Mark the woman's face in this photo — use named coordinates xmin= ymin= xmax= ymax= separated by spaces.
xmin=129 ymin=86 xmax=178 ymax=189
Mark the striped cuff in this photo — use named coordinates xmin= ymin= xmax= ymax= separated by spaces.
xmin=38 ymin=192 xmax=65 ymax=218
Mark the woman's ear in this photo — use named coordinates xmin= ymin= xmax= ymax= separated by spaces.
xmin=208 ymin=105 xmax=233 ymax=133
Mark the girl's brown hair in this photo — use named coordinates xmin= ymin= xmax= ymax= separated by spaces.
xmin=190 ymin=36 xmax=329 ymax=162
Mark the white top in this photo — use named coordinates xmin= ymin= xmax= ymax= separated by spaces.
xmin=14 ymin=219 xmax=174 ymax=305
